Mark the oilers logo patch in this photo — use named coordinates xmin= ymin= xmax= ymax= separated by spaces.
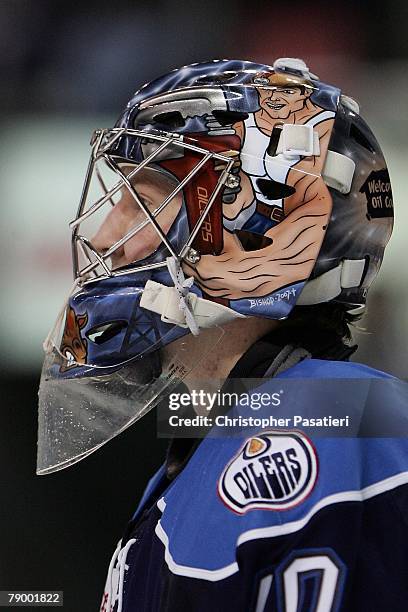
xmin=218 ymin=431 xmax=318 ymax=513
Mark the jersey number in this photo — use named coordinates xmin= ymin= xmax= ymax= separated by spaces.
xmin=255 ymin=550 xmax=345 ymax=612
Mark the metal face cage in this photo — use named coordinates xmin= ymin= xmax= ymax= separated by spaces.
xmin=70 ymin=128 xmax=235 ymax=284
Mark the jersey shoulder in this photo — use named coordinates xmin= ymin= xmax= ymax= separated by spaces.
xmin=147 ymin=359 xmax=408 ymax=578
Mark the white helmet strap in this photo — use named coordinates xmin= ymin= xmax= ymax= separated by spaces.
xmin=297 ymin=259 xmax=366 ymax=305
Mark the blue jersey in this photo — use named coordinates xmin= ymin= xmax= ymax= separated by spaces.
xmin=100 ymin=360 xmax=408 ymax=611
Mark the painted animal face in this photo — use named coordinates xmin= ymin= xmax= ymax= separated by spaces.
xmin=59 ymin=306 xmax=88 ymax=371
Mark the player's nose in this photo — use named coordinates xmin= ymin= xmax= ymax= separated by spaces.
xmin=91 ymin=197 xmax=130 ymax=253
xmin=92 ymin=223 xmax=117 ymax=256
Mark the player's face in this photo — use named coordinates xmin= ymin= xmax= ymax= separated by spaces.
xmin=257 ymin=86 xmax=309 ymax=119
xmin=91 ymin=168 xmax=182 ymax=269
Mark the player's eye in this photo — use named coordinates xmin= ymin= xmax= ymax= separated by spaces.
xmin=126 ymin=191 xmax=153 ymax=213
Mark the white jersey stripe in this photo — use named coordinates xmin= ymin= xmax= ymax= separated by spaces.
xmin=154 ymin=470 xmax=408 ymax=581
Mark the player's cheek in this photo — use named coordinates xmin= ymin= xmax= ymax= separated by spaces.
xmin=123 ymin=224 xmax=161 ymax=262
xmin=92 ymin=212 xmax=121 ymax=251
xmin=122 ymin=195 xmax=181 ymax=262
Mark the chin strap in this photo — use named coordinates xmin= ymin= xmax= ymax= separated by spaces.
xmin=166 ymin=257 xmax=200 ymax=336
xmin=140 ymin=256 xmax=245 ymax=334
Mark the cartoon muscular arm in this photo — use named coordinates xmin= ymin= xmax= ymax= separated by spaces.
xmin=184 ymin=172 xmax=331 ymax=300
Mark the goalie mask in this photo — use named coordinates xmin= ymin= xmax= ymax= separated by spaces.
xmin=37 ymin=58 xmax=393 ymax=474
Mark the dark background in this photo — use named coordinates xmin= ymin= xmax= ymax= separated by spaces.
xmin=1 ymin=1 xmax=407 ymax=610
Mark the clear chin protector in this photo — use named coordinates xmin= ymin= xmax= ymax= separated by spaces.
xmin=37 ymin=322 xmax=224 ymax=475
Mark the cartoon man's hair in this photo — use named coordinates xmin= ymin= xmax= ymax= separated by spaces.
xmin=252 ymin=71 xmax=314 ymax=95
